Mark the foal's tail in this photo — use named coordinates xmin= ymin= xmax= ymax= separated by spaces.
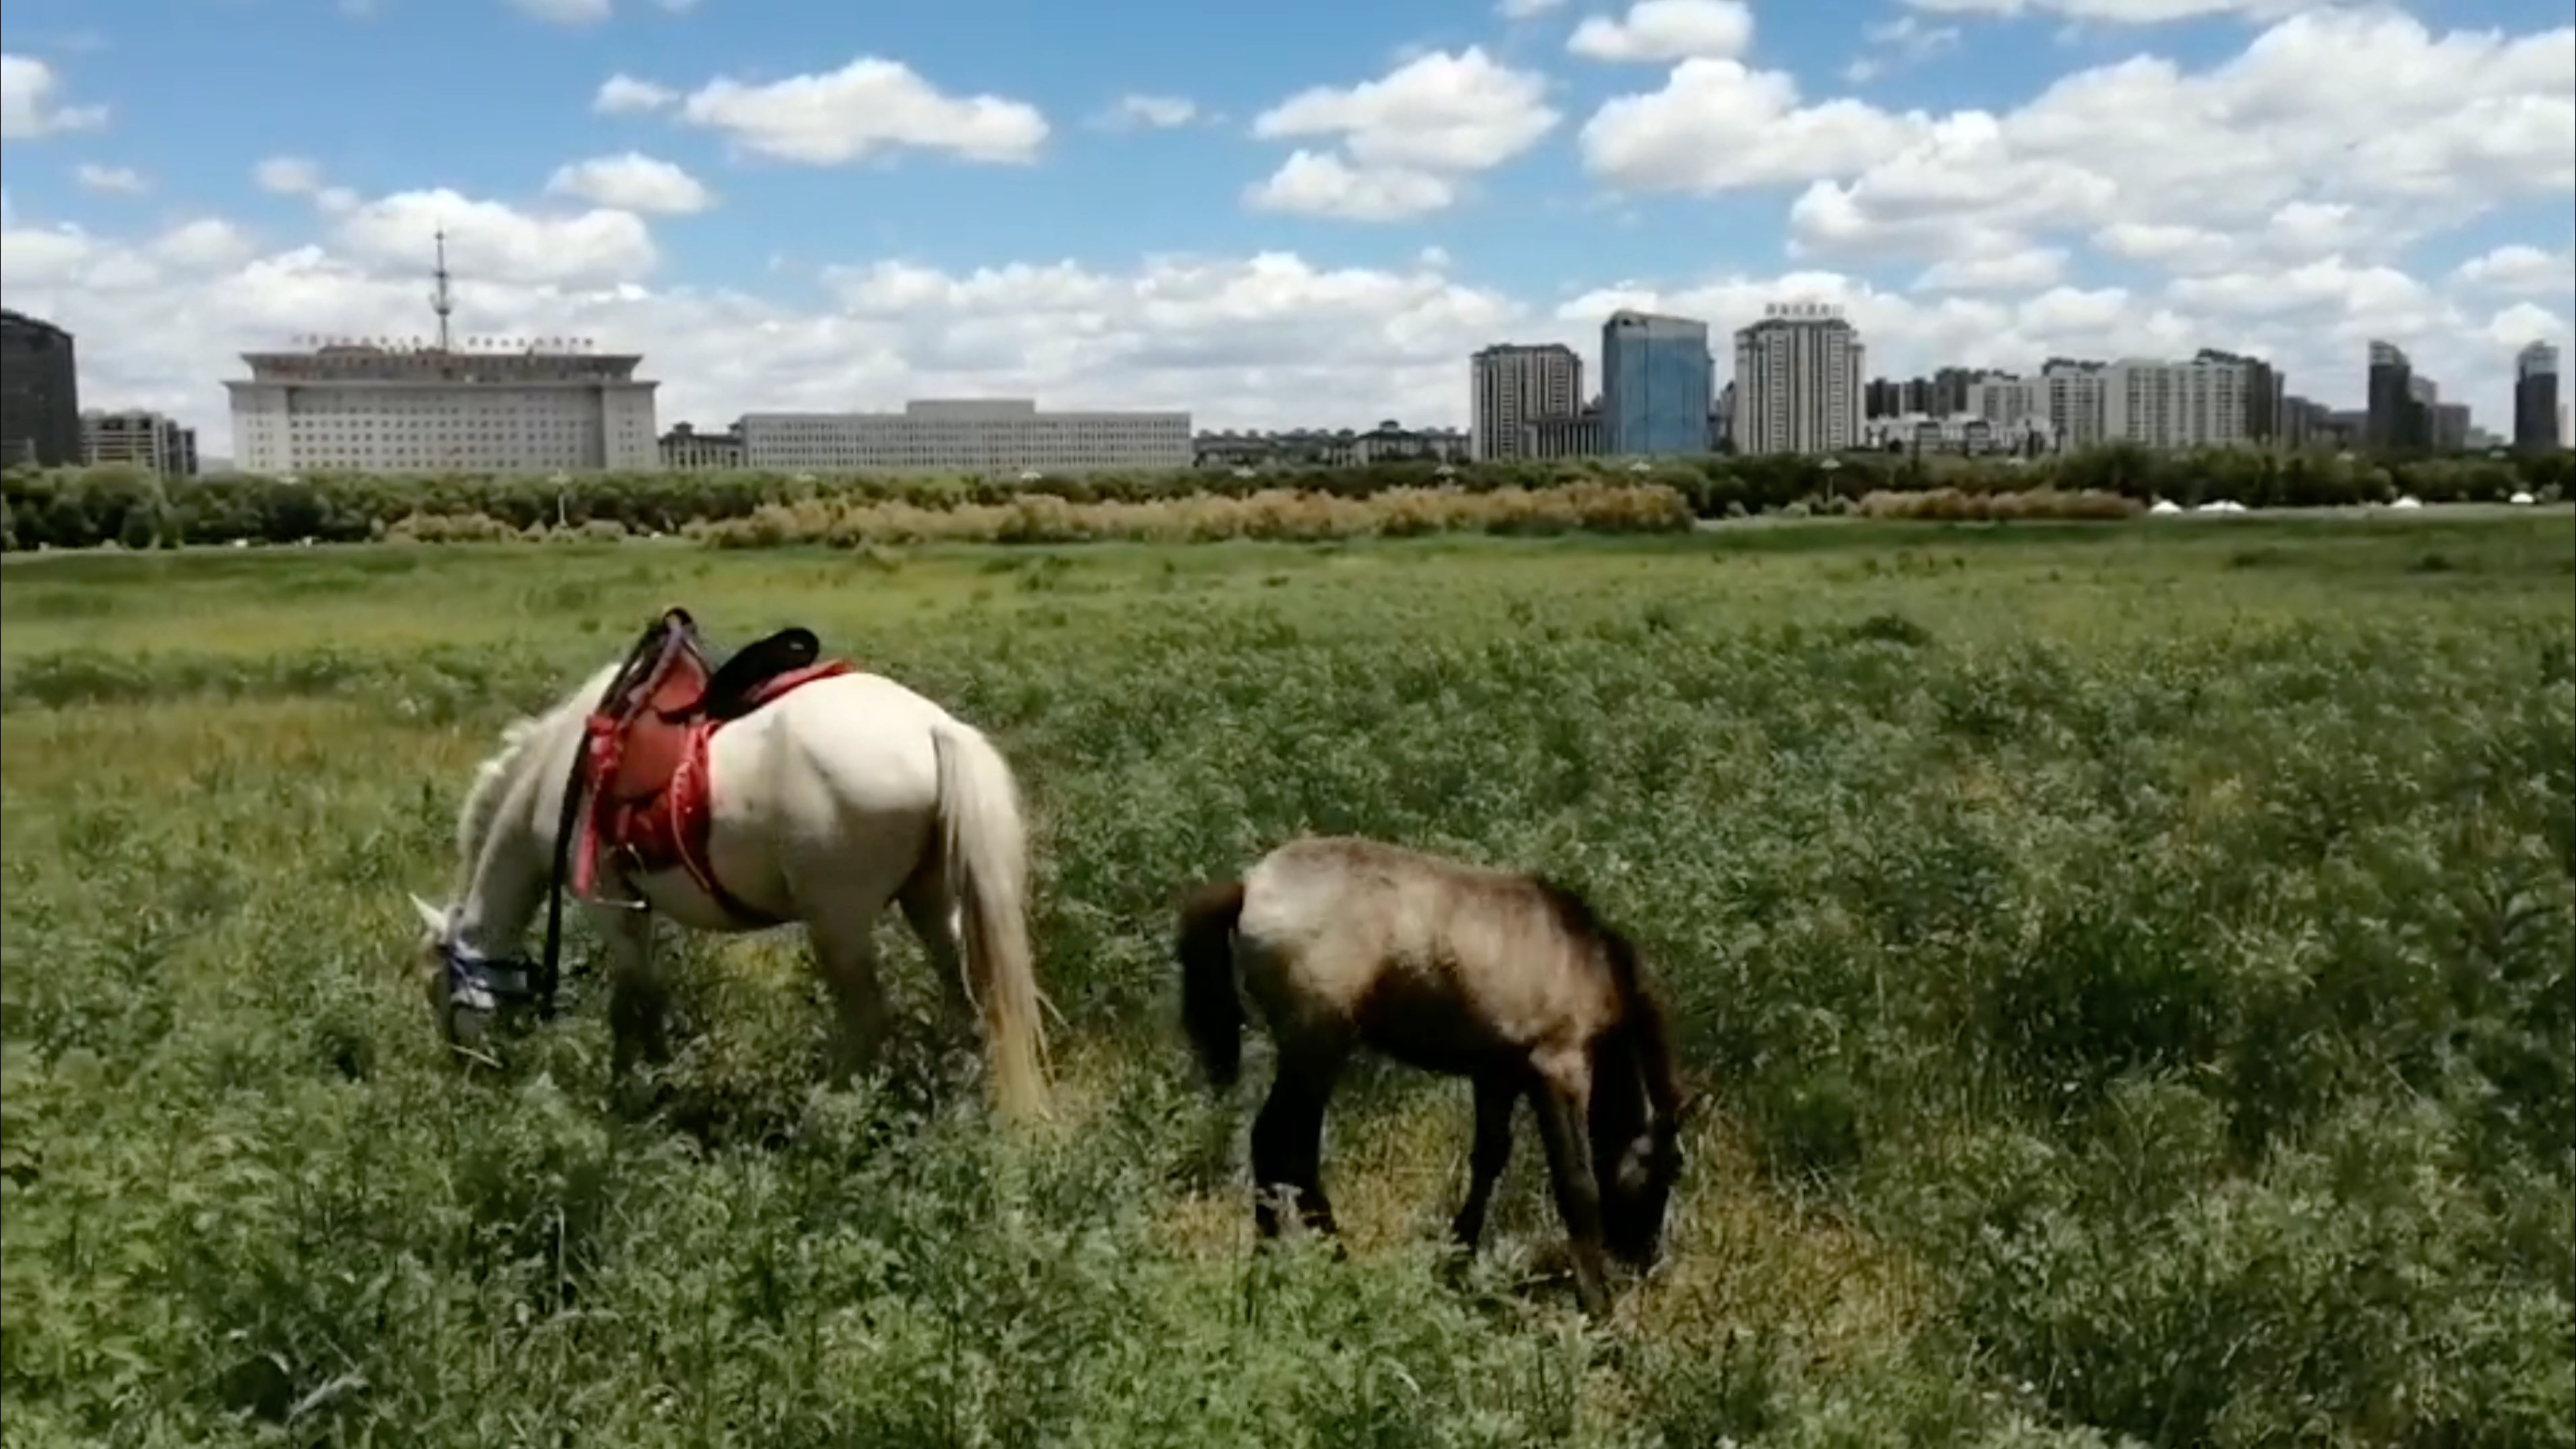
xmin=931 ymin=719 xmax=1052 ymax=1123
xmin=1175 ymin=879 xmax=1247 ymax=1091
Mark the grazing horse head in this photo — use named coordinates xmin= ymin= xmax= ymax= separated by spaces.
xmin=405 ymin=680 xmax=604 ymax=1048
xmin=1537 ymin=879 xmax=1690 ymax=1269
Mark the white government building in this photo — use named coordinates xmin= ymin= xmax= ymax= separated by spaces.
xmin=734 ymin=399 xmax=1192 ymax=475
xmin=225 ymin=341 xmax=662 ymax=475
xmin=222 ymin=232 xmax=661 ymax=476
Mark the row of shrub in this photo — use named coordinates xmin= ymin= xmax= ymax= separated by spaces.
xmin=5 ymin=443 xmax=2568 ymax=551
xmin=382 ymin=482 xmax=1700 ymax=546
xmin=1855 ymin=486 xmax=2143 ymax=522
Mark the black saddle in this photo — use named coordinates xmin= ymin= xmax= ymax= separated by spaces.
xmin=701 ymin=623 xmax=822 ymax=720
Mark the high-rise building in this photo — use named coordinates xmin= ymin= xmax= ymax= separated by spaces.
xmin=2430 ymin=402 xmax=2471 ymax=453
xmin=2281 ymin=395 xmax=2337 ymax=451
xmin=1732 ymin=303 xmax=1864 ymax=457
xmin=2365 ymin=340 xmax=2429 ymax=453
xmin=1966 ymin=374 xmax=2045 ymax=429
xmin=1865 ymin=367 xmax=1995 ymax=422
xmin=2041 ymin=359 xmax=2107 ymax=452
xmin=2515 ymin=341 xmax=2562 ymax=452
xmin=2195 ymin=349 xmax=2284 ymax=446
xmin=2102 ymin=355 xmax=2257 ymax=451
xmin=1599 ymin=310 xmax=1714 ymax=457
xmin=1469 ymin=343 xmax=1583 ymax=461
xmin=1863 ymin=378 xmax=1909 ymax=420
xmin=81 ymin=409 xmax=199 ymax=478
xmin=224 ymin=230 xmax=661 ymax=474
xmin=1 ymin=307 xmax=82 ymax=469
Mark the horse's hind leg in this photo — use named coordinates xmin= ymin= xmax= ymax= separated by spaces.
xmin=1451 ymin=1070 xmax=1523 ymax=1253
xmin=896 ymin=860 xmax=977 ymax=1042
xmin=1252 ymin=1046 xmax=1346 ymax=1241
xmin=807 ymin=917 xmax=893 ymax=1087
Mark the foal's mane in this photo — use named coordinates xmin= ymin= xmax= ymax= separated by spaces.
xmin=1531 ymin=875 xmax=1684 ymax=1125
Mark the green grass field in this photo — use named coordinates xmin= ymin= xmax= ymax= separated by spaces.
xmin=5 ymin=516 xmax=2572 ymax=1448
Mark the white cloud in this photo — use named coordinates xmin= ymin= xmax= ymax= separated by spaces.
xmin=1 ymin=54 xmax=109 ymax=140
xmin=1845 ymin=16 xmax=1962 ymax=83
xmin=1248 ymin=48 xmax=1558 ymax=221
xmin=2452 ymin=245 xmax=2573 ymax=297
xmin=332 ymin=188 xmax=659 ymax=287
xmin=1245 ymin=151 xmax=1458 ymax=222
xmin=544 ymin=152 xmax=715 ymax=214
xmin=1497 ymin=0 xmax=1566 ymax=16
xmin=1568 ymin=1 xmax=1756 ymax=64
xmin=672 ymin=56 xmax=1050 ymax=166
xmin=1902 ymin=0 xmax=2317 ymax=23
xmin=1580 ymin=59 xmax=1920 ymax=194
xmin=1915 ymin=245 xmax=2067 ymax=293
xmin=1097 ymin=93 xmax=1199 ymax=130
xmin=74 ymin=163 xmax=148 ymax=195
xmin=595 ymin=73 xmax=679 ymax=115
xmin=1586 ymin=7 xmax=2575 ymax=297
xmin=253 ymin=156 xmax=326 ymax=195
xmin=509 ymin=0 xmax=612 ymax=26
xmin=153 ymin=219 xmax=255 ymax=271
xmin=2485 ymin=302 xmax=2569 ymax=351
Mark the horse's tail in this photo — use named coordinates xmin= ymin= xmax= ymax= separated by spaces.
xmin=1176 ymin=878 xmax=1247 ymax=1091
xmin=930 ymin=718 xmax=1052 ymax=1123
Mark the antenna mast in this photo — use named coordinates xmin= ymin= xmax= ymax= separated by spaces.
xmin=430 ymin=227 xmax=455 ymax=353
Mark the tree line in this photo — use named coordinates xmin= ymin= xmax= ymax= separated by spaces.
xmin=4 ymin=444 xmax=2567 ymax=552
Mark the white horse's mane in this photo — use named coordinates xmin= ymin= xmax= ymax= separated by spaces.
xmin=449 ymin=661 xmax=620 ymax=885
xmin=455 ymin=715 xmax=542 ymax=869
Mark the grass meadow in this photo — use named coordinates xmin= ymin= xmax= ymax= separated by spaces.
xmin=3 ymin=514 xmax=2572 ymax=1447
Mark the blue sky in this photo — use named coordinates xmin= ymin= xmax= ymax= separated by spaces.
xmin=2 ymin=0 xmax=2570 ymax=446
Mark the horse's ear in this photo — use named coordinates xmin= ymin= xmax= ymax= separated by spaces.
xmin=407 ymin=892 xmax=448 ymax=936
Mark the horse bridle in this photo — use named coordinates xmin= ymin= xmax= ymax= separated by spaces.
xmin=436 ymin=617 xmax=676 ymax=1046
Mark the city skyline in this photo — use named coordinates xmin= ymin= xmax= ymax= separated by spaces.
xmin=1 ymin=1 xmax=2567 ymax=459
xmin=8 ymin=280 xmax=2567 ymax=475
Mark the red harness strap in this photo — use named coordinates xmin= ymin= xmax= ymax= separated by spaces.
xmin=570 ymin=659 xmax=855 ymax=926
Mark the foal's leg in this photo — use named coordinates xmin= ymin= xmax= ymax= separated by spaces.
xmin=1528 ymin=1069 xmax=1615 ymax=1317
xmin=1451 ymin=1071 xmax=1523 ymax=1252
xmin=1251 ymin=1047 xmax=1347 ymax=1241
xmin=806 ymin=917 xmax=894 ymax=1086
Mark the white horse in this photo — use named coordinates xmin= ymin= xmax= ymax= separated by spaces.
xmin=406 ymin=657 xmax=1054 ymax=1122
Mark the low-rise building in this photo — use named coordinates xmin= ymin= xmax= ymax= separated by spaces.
xmin=659 ymin=422 xmax=745 ymax=471
xmin=81 ymin=408 xmax=199 ymax=478
xmin=742 ymin=399 xmax=1190 ymax=476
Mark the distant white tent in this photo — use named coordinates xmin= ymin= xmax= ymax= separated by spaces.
xmin=2509 ymin=490 xmax=2535 ymax=505
xmin=2149 ymin=498 xmax=2183 ymax=515
xmin=2392 ymin=495 xmax=2424 ymax=510
xmin=2194 ymin=499 xmax=2248 ymax=513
